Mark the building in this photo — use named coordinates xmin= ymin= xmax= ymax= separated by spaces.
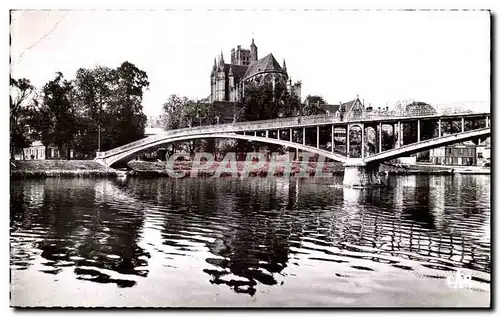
xmin=429 ymin=141 xmax=477 ymax=166
xmin=15 ymin=140 xmax=74 ymax=160
xmin=146 ymin=115 xmax=164 ymax=129
xmin=476 ymin=137 xmax=491 ymax=166
xmin=322 ymin=97 xmax=365 ymax=120
xmin=210 ymin=39 xmax=302 ymax=103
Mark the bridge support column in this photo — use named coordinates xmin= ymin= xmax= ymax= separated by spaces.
xmin=316 ymin=125 xmax=320 ymax=148
xmin=346 ymin=125 xmax=350 ymax=157
xmin=417 ymin=120 xmax=421 ymax=142
xmin=361 ymin=123 xmax=365 ymax=158
xmin=302 ymin=127 xmax=306 ymax=145
xmin=393 ymin=123 xmax=399 ymax=149
xmin=461 ymin=117 xmax=465 ymax=133
xmin=378 ymin=122 xmax=382 ymax=153
xmin=343 ymin=159 xmax=382 ymax=188
xmin=398 ymin=121 xmax=403 ymax=147
xmin=331 ymin=124 xmax=335 ymax=153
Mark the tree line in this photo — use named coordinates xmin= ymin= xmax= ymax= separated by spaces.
xmin=10 ymin=61 xmax=149 ymax=160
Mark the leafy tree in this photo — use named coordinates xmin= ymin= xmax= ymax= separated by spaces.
xmin=161 ymin=95 xmax=219 ymax=155
xmin=10 ymin=77 xmax=35 ymax=159
xmin=238 ymin=83 xmax=300 ymax=121
xmin=106 ymin=61 xmax=148 ymax=149
xmin=235 ymin=83 xmax=300 ymax=153
xmin=302 ymin=95 xmax=327 ymax=116
xmin=72 ymin=62 xmax=149 ymax=154
xmin=72 ymin=66 xmax=115 ymax=155
xmin=162 ymin=94 xmax=189 ymax=130
xmin=181 ymin=101 xmax=218 ymax=155
xmin=29 ymin=72 xmax=77 ymax=160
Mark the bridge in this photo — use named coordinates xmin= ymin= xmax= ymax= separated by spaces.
xmin=95 ymin=108 xmax=490 ymax=187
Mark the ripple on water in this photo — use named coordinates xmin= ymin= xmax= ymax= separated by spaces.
xmin=9 ymin=176 xmax=490 ymax=307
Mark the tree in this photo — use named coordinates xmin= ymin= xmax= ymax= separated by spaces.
xmin=161 ymin=95 xmax=219 ymax=155
xmin=181 ymin=100 xmax=217 ymax=127
xmin=72 ymin=66 xmax=115 ymax=156
xmin=106 ymin=61 xmax=149 ymax=149
xmin=236 ymin=83 xmax=300 ymax=153
xmin=72 ymin=62 xmax=149 ymax=153
xmin=10 ymin=77 xmax=35 ymax=159
xmin=30 ymin=72 xmax=77 ymax=160
xmin=302 ymin=95 xmax=327 ymax=116
xmin=181 ymin=101 xmax=218 ymax=155
xmin=162 ymin=94 xmax=189 ymax=130
xmin=238 ymin=83 xmax=300 ymax=121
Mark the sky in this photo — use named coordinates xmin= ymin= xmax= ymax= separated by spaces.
xmin=10 ymin=9 xmax=491 ymax=116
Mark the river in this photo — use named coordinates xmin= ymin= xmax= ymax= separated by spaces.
xmin=10 ymin=175 xmax=490 ymax=307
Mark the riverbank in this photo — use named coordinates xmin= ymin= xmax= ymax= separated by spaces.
xmin=127 ymin=160 xmax=481 ymax=177
xmin=384 ymin=163 xmax=490 ymax=175
xmin=10 ymin=160 xmax=117 ymax=179
xmin=10 ymin=159 xmax=490 ymax=179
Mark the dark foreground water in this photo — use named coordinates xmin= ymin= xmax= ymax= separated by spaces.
xmin=10 ymin=175 xmax=490 ymax=307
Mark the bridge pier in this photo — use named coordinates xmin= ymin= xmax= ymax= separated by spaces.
xmin=343 ymin=159 xmax=382 ymax=188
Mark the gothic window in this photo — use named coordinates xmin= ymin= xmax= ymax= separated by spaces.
xmin=263 ymin=74 xmax=273 ymax=84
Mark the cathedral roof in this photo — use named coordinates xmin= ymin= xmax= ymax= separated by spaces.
xmin=243 ymin=53 xmax=284 ymax=80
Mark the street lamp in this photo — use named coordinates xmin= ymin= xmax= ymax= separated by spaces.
xmin=98 ymin=107 xmax=101 ymax=152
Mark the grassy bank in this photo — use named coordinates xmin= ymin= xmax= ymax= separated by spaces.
xmin=10 ymin=160 xmax=117 ymax=179
xmin=127 ymin=160 xmax=463 ymax=177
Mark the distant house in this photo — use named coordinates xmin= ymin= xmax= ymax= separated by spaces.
xmin=429 ymin=141 xmax=477 ymax=166
xmin=476 ymin=137 xmax=491 ymax=166
xmin=321 ymin=97 xmax=365 ymax=120
xmin=15 ymin=140 xmax=74 ymax=160
xmin=146 ymin=115 xmax=164 ymax=129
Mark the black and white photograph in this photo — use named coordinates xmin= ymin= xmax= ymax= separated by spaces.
xmin=8 ymin=6 xmax=491 ymax=308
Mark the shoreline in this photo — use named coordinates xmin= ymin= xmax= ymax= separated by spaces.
xmin=10 ymin=159 xmax=490 ymax=179
xmin=10 ymin=160 xmax=117 ymax=179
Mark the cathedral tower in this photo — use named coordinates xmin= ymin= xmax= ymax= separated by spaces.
xmin=250 ymin=38 xmax=258 ymax=63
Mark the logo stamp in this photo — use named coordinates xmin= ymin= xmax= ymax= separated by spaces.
xmin=446 ymin=269 xmax=472 ymax=289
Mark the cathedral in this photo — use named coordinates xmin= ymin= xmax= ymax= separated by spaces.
xmin=209 ymin=39 xmax=302 ymax=103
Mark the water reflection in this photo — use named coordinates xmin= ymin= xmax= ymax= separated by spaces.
xmin=10 ymin=175 xmax=490 ymax=300
xmin=11 ymin=179 xmax=150 ymax=288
